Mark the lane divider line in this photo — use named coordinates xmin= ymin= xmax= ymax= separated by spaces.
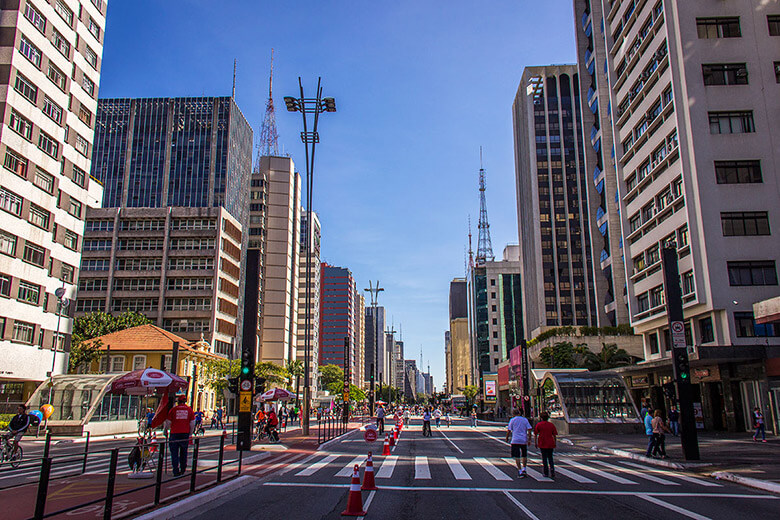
xmin=637 ymin=494 xmax=712 ymax=520
xmin=503 ymin=490 xmax=542 ymax=520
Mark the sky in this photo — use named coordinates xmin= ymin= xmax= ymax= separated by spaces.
xmin=99 ymin=0 xmax=578 ymax=388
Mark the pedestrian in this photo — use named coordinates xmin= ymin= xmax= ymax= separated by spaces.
xmin=376 ymin=404 xmax=386 ymax=434
xmin=644 ymin=409 xmax=656 ymax=458
xmin=666 ymin=406 xmax=679 ymax=436
xmin=651 ymin=409 xmax=670 ymax=459
xmin=165 ymin=395 xmax=195 ymax=476
xmin=215 ymin=406 xmax=224 ymax=429
xmin=505 ymin=408 xmax=533 ymax=478
xmin=753 ymin=407 xmax=766 ymax=442
xmin=470 ymin=408 xmax=478 ymax=428
xmin=534 ymin=411 xmax=558 ymax=479
xmin=433 ymin=407 xmax=442 ymax=427
xmin=639 ymin=400 xmax=649 ymax=420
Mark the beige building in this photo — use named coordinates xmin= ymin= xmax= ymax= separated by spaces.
xmin=448 ymin=278 xmax=472 ymax=392
xmin=355 ymin=292 xmax=366 ymax=387
xmin=0 ymin=0 xmax=108 ymax=407
xmin=75 ymin=207 xmax=242 ymax=357
xmin=296 ymin=211 xmax=320 ymax=390
xmin=257 ymin=155 xmax=301 ymax=367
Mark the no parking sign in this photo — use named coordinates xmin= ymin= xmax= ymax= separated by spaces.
xmin=364 ymin=424 xmax=378 ymax=442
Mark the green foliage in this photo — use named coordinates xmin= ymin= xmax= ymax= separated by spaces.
xmin=202 ymin=358 xmax=240 ymax=392
xmin=286 ymin=359 xmax=304 ymax=404
xmin=376 ymin=384 xmax=400 ymax=403
xmin=462 ymin=385 xmax=479 ymax=406
xmin=581 ymin=343 xmax=635 ymax=371
xmin=319 ymin=364 xmax=344 ymax=389
xmin=0 ymin=413 xmax=13 ymax=430
xmin=327 ymin=382 xmax=366 ymax=402
xmin=69 ymin=311 xmax=152 ymax=373
xmin=538 ymin=341 xmax=589 ymax=369
xmin=255 ymin=361 xmax=288 ymax=387
xmin=528 ymin=324 xmax=635 ymax=347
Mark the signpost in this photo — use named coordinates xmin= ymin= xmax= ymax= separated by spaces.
xmin=520 ymin=340 xmax=531 ymax=417
xmin=661 ymin=247 xmax=699 ymax=460
xmin=364 ymin=427 xmax=377 ymax=442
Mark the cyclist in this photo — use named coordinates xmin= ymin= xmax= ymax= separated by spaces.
xmin=254 ymin=407 xmax=267 ymax=438
xmin=193 ymin=410 xmax=204 ymax=435
xmin=422 ymin=407 xmax=432 ymax=437
xmin=265 ymin=408 xmax=280 ymax=442
xmin=144 ymin=408 xmax=155 ymax=433
xmin=4 ymin=404 xmax=30 ymax=458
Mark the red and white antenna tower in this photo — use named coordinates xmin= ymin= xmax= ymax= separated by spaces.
xmin=259 ymin=49 xmax=279 ymax=159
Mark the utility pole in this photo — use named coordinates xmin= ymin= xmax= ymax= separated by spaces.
xmin=661 ymin=247 xmax=700 ymax=460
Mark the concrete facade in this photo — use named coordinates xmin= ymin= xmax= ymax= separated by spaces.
xmin=484 ymin=245 xmax=525 ymax=368
xmin=296 ymin=211 xmax=320 ymax=391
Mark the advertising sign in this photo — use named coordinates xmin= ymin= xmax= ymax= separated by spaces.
xmin=485 ymin=380 xmax=497 ymax=398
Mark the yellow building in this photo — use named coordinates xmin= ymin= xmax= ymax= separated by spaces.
xmin=85 ymin=324 xmax=223 ymax=412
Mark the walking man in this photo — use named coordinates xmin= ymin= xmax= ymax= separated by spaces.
xmin=534 ymin=411 xmax=558 ymax=479
xmin=668 ymin=406 xmax=680 ymax=436
xmin=753 ymin=407 xmax=766 ymax=442
xmin=165 ymin=395 xmax=195 ymax=476
xmin=505 ymin=408 xmax=533 ymax=478
xmin=644 ymin=409 xmax=655 ymax=458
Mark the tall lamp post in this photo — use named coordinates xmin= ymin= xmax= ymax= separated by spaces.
xmin=284 ymin=78 xmax=336 ymax=436
xmin=46 ymin=286 xmax=69 ymax=407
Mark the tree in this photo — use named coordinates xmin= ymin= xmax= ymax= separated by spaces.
xmin=582 ymin=343 xmax=634 ymax=371
xmin=462 ymin=385 xmax=479 ymax=407
xmin=256 ymin=361 xmax=287 ymax=388
xmin=319 ymin=364 xmax=344 ymax=390
xmin=202 ymin=358 xmax=240 ymax=392
xmin=69 ymin=311 xmax=152 ymax=373
xmin=539 ymin=341 xmax=588 ymax=369
xmin=286 ymin=359 xmax=304 ymax=406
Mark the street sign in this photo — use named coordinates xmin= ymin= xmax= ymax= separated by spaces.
xmin=240 ymin=380 xmax=252 ymax=391
xmin=364 ymin=429 xmax=377 ymax=442
xmin=239 ymin=391 xmax=252 ymax=413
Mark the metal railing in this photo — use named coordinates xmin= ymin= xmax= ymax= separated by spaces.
xmin=0 ymin=431 xmax=92 ymax=490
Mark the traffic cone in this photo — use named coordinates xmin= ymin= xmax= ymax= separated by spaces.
xmin=389 ymin=429 xmax=395 ymax=447
xmin=361 ymin=452 xmax=378 ymax=491
xmin=393 ymin=426 xmax=398 ymax=442
xmin=341 ymin=465 xmax=367 ymax=516
xmin=382 ymin=434 xmax=391 ymax=455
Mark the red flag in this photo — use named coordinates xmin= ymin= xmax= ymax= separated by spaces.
xmin=150 ymin=394 xmax=169 ymax=429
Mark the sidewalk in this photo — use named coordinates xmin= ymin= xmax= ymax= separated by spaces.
xmin=565 ymin=430 xmax=780 ymax=483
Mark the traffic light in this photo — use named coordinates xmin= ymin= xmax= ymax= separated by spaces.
xmin=255 ymin=377 xmax=266 ymax=394
xmin=676 ymin=352 xmax=690 ymax=381
xmin=240 ymin=345 xmax=253 ymax=377
xmin=227 ymin=377 xmax=238 ymax=394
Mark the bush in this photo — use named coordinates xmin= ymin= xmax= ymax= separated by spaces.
xmin=0 ymin=413 xmax=13 ymax=430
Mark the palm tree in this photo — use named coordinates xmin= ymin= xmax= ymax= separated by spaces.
xmin=582 ymin=343 xmax=634 ymax=371
xmin=286 ymin=359 xmax=304 ymax=406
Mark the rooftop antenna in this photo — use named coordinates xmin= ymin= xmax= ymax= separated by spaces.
xmin=232 ymin=59 xmax=237 ymax=98
xmin=467 ymin=216 xmax=475 ymax=272
xmin=476 ymin=146 xmax=495 ymax=265
xmin=259 ymin=49 xmax=280 ymax=159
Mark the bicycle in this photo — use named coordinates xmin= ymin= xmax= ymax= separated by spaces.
xmin=422 ymin=421 xmax=432 ymax=437
xmin=1 ymin=433 xmax=24 ymax=468
xmin=254 ymin=422 xmax=280 ymax=443
xmin=193 ymin=422 xmax=205 ymax=437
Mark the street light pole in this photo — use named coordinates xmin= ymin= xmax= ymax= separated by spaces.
xmin=284 ymin=79 xmax=336 ymax=436
xmin=46 ymin=285 xmax=69 ymax=407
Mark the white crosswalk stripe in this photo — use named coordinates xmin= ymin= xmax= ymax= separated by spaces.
xmin=554 ymin=466 xmax=597 ymax=483
xmin=501 ymin=458 xmax=551 ymax=482
xmin=560 ymin=458 xmax=638 ymax=485
xmin=474 ymin=457 xmax=513 ymax=481
xmin=295 ymin=454 xmax=337 ymax=476
xmin=415 ymin=456 xmax=431 ymax=479
xmin=335 ymin=456 xmax=364 ymax=478
xmin=376 ymin=455 xmax=397 ymax=478
xmin=591 ymin=460 xmax=679 ymax=486
xmin=619 ymin=461 xmax=722 ymax=487
xmin=445 ymin=456 xmax=471 ymax=480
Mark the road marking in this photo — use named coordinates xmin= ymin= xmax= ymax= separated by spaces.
xmin=295 ymin=454 xmax=337 ymax=476
xmin=619 ymin=462 xmax=721 ymax=487
xmin=445 ymin=456 xmax=471 ymax=480
xmin=476 ymin=429 xmax=510 ymax=446
xmin=376 ymin=455 xmax=397 ymax=478
xmin=415 ymin=456 xmax=431 ymax=479
xmin=355 ymin=490 xmax=377 ymax=520
xmin=501 ymin=458 xmax=551 ymax=482
xmin=280 ymin=452 xmax=321 ymax=475
xmin=335 ymin=456 xmax=364 ymax=478
xmin=591 ymin=460 xmax=679 ymax=486
xmin=637 ymin=494 xmax=712 ymax=520
xmin=560 ymin=458 xmax=638 ymax=485
xmin=439 ymin=430 xmax=464 ymax=454
xmin=503 ymin=490 xmax=541 ymax=520
xmin=554 ymin=467 xmax=597 ymax=483
xmin=474 ymin=457 xmax=512 ymax=481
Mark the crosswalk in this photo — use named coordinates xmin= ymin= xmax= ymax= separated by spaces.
xmin=290 ymin=453 xmax=721 ymax=488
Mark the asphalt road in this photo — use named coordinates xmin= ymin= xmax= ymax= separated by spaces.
xmin=181 ymin=417 xmax=779 ymax=520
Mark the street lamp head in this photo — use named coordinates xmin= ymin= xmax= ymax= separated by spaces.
xmin=321 ymin=97 xmax=337 ymax=112
xmin=284 ymin=96 xmax=300 ymax=112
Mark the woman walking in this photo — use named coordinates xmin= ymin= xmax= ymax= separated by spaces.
xmin=753 ymin=407 xmax=766 ymax=442
xmin=651 ymin=409 xmax=671 ymax=459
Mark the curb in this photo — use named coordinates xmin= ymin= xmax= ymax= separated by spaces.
xmin=711 ymin=471 xmax=780 ymax=495
xmin=319 ymin=424 xmax=363 ymax=451
xmin=131 ymin=475 xmax=258 ymax=520
xmin=590 ymin=445 xmax=712 ymax=470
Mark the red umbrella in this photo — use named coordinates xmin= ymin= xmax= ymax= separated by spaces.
xmin=109 ymin=368 xmax=188 ymax=396
xmin=258 ymin=387 xmax=295 ymax=402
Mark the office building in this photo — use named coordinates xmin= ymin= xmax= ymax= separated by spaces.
xmin=296 ymin=211 xmax=320 ymax=390
xmin=512 ymin=65 xmax=599 ymax=339
xmin=75 ymin=207 xmax=242 ymax=357
xmin=404 ymin=359 xmax=418 ymax=401
xmin=355 ymin=292 xmax=366 ymax=387
xmin=257 ymin=155 xmax=300 ymax=366
xmin=319 ymin=263 xmax=361 ymax=385
xmin=449 ymin=278 xmax=472 ymax=393
xmin=0 ymin=0 xmax=108 ymax=407
xmin=579 ymin=0 xmax=780 ymax=432
xmin=364 ymin=305 xmax=386 ymax=384
xmin=484 ymin=245 xmax=524 ymax=368
xmin=393 ymin=339 xmax=405 ymax=391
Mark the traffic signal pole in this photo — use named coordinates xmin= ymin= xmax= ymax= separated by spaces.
xmin=661 ymin=247 xmax=700 ymax=460
xmin=237 ymin=250 xmax=260 ymax=451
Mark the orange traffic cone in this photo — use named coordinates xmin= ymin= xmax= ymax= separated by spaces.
xmin=382 ymin=434 xmax=391 ymax=455
xmin=393 ymin=426 xmax=399 ymax=441
xmin=361 ymin=452 xmax=378 ymax=491
xmin=341 ymin=465 xmax=367 ymax=516
xmin=389 ymin=429 xmax=395 ymax=447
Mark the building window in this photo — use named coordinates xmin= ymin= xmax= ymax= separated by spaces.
xmin=132 ymin=355 xmax=146 ymax=370
xmin=4 ymin=149 xmax=28 ymax=178
xmin=649 ymin=285 xmax=664 ymax=308
xmin=115 ymin=258 xmax=162 ymax=271
xmin=715 ymin=160 xmax=762 ymax=184
xmin=47 ymin=64 xmax=67 ymax=91
xmin=0 ymin=274 xmax=11 ymax=297
xmin=0 ymin=187 xmax=24 ymax=216
xmin=648 ymin=332 xmax=659 ymax=355
xmin=61 ymin=263 xmax=74 ymax=283
xmin=111 ymin=298 xmax=158 ymax=312
xmin=699 ymin=317 xmax=714 ymax=343
xmin=0 ymin=231 xmax=17 ymax=257
xmin=12 ymin=320 xmax=35 ymax=344
xmin=38 ymin=131 xmax=59 ymax=158
xmin=697 ymin=17 xmax=741 ymax=38
xmin=113 ymin=278 xmax=160 ymax=291
xmin=19 ymin=35 xmax=41 ymax=67
xmin=79 ymin=278 xmax=108 ymax=291
xmin=86 ymin=219 xmax=114 ymax=232
xmin=735 ymin=312 xmax=779 ymax=338
xmin=110 ymin=356 xmax=125 ymax=373
xmin=702 ymin=63 xmax=748 ymax=86
xmin=82 ymin=75 xmax=95 ymax=97
xmin=51 ymin=28 xmax=70 ymax=57
xmin=23 ymin=2 xmax=47 ymax=33
xmin=708 ymin=111 xmax=754 ymax=134
xmin=32 ymin=168 xmax=54 ymax=194
xmin=164 ymin=297 xmax=212 ymax=311
xmin=14 ymin=72 xmax=38 ymax=104
xmin=167 ymin=278 xmax=213 ymax=291
xmin=66 ymin=199 xmax=82 ymax=219
xmin=87 ymin=17 xmax=101 ymax=40
xmin=74 ymin=133 xmax=90 ymax=156
xmin=28 ymin=204 xmax=50 ymax=229
xmin=83 ymin=239 xmax=111 ymax=251
xmin=721 ymin=212 xmax=770 ymax=236
xmin=17 ymin=280 xmax=40 ymax=305
xmin=78 ymin=106 xmax=93 ymax=127
xmin=22 ymin=242 xmax=45 ymax=266
xmin=54 ymin=0 xmax=73 ymax=24
xmin=85 ymin=46 xmax=98 ymax=68
xmin=82 ymin=259 xmax=110 ymax=271
xmin=72 ymin=166 xmax=87 ymax=187
xmin=76 ymin=298 xmax=104 ymax=312
xmin=637 ymin=293 xmax=650 ymax=313
xmin=769 ymin=15 xmax=780 ymax=36
xmin=775 ymin=62 xmax=780 ymax=83
xmin=681 ymin=270 xmax=694 ymax=295
xmin=64 ymin=229 xmax=78 ymax=250
xmin=727 ymin=261 xmax=777 ymax=286
xmin=10 ymin=109 xmax=33 ymax=140
xmin=42 ymin=97 xmax=63 ymax=124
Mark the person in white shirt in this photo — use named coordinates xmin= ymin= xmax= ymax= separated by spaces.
xmin=433 ymin=408 xmax=442 ymax=427
xmin=505 ymin=408 xmax=533 ymax=478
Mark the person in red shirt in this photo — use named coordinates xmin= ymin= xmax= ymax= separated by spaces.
xmin=164 ymin=395 xmax=195 ymax=476
xmin=533 ymin=411 xmax=559 ymax=479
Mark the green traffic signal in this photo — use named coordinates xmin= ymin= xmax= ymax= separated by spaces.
xmin=681 ymin=373 xmax=689 ymax=379
xmin=241 ymin=366 xmax=250 ymax=375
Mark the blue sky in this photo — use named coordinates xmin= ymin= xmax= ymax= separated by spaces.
xmin=99 ymin=0 xmax=578 ymax=387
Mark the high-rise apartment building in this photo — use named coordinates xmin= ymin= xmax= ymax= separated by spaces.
xmin=484 ymin=245 xmax=525 ymax=368
xmin=319 ymin=263 xmax=361 ymax=385
xmin=0 ymin=0 xmax=108 ymax=405
xmin=513 ymin=65 xmax=599 ymax=339
xmin=355 ymin=292 xmax=366 ymax=387
xmin=579 ymin=0 xmax=780 ymax=431
xmin=404 ymin=359 xmax=418 ymax=401
xmin=449 ymin=278 xmax=472 ymax=393
xmin=257 ymin=155 xmax=300 ymax=366
xmin=75 ymin=207 xmax=242 ymax=357
xmin=364 ymin=305 xmax=386 ymax=384
xmin=393 ymin=339 xmax=405 ymax=391
xmin=296 ymin=211 xmax=320 ymax=391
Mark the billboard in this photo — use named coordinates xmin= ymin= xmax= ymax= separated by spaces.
xmin=485 ymin=380 xmax=497 ymax=401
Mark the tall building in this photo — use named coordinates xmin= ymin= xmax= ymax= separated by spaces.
xmin=296 ymin=211 xmax=320 ymax=391
xmin=404 ymin=359 xmax=418 ymax=401
xmin=0 ymin=0 xmax=108 ymax=406
xmin=393 ymin=339 xmax=405 ymax=391
xmin=354 ymin=292 xmax=366 ymax=387
xmin=76 ymin=207 xmax=242 ymax=357
xmin=364 ymin=305 xmax=386 ymax=384
xmin=512 ymin=65 xmax=599 ymax=340
xmin=449 ymin=278 xmax=472 ymax=394
xmin=248 ymin=165 xmax=267 ymax=363
xmin=257 ymin=155 xmax=300 ymax=366
xmin=319 ymin=263 xmax=361 ymax=384
xmin=483 ymin=245 xmax=524 ymax=368
xmin=582 ymin=0 xmax=780 ymax=431
xmin=383 ymin=330 xmax=396 ymax=387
